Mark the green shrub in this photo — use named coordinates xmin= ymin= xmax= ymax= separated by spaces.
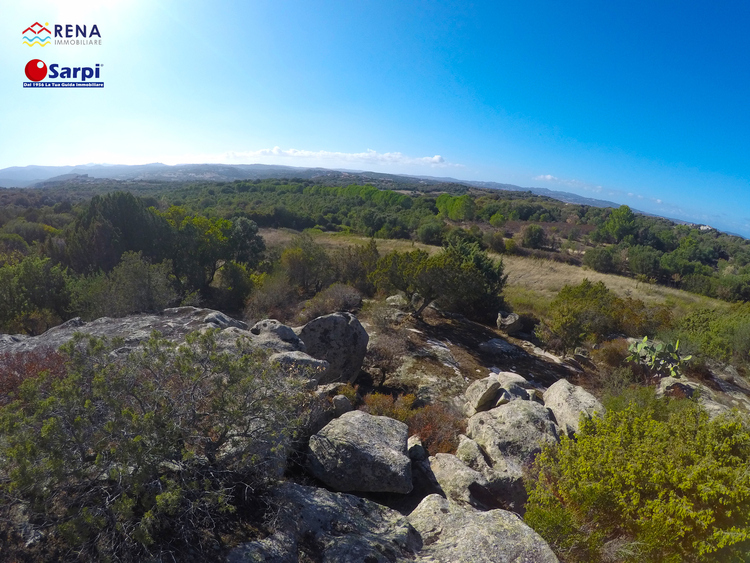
xmin=521 ymin=224 xmax=548 ymax=249
xmin=540 ymin=279 xmax=672 ymax=353
xmin=525 ymin=396 xmax=750 ymax=562
xmin=360 ymin=392 xmax=417 ymax=422
xmin=0 ymin=330 xmax=307 ymax=562
xmin=72 ymin=251 xmax=178 ymax=320
xmin=371 ymin=240 xmax=506 ymax=322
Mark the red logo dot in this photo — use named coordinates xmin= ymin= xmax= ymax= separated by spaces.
xmin=25 ymin=59 xmax=47 ymax=82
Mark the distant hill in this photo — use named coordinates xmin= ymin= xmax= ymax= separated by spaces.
xmin=0 ymin=163 xmax=627 ymax=208
xmin=0 ymin=162 xmax=713 ymax=231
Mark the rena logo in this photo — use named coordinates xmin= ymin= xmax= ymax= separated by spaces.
xmin=22 ymin=22 xmax=51 ymax=47
xmin=24 ymin=59 xmax=103 ymax=88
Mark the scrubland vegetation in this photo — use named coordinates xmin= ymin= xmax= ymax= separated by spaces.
xmin=3 ymin=178 xmax=750 ymax=561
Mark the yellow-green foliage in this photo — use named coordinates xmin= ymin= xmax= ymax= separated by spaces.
xmin=361 ymin=392 xmax=416 ymax=422
xmin=525 ymin=395 xmax=750 ymax=562
xmin=540 ymin=279 xmax=671 ymax=352
xmin=671 ymin=303 xmax=750 ymax=362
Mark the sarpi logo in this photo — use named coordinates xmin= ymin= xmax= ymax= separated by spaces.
xmin=24 ymin=59 xmax=103 ymax=88
xmin=22 ymin=22 xmax=51 ymax=47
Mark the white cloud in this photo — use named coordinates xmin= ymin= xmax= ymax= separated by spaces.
xmin=534 ymin=174 xmax=559 ymax=181
xmin=222 ymin=147 xmax=457 ymax=168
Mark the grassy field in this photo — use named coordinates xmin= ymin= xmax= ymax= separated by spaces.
xmin=259 ymin=228 xmax=728 ymax=319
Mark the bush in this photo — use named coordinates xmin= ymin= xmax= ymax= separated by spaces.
xmin=539 ymin=279 xmax=672 ymax=353
xmin=364 ymin=332 xmax=411 ymax=381
xmin=244 ymin=271 xmax=298 ymax=323
xmin=359 ymin=393 xmax=465 ymax=455
xmin=330 ymin=239 xmax=380 ymax=296
xmin=407 ymin=402 xmax=466 ymax=454
xmin=525 ymin=396 xmax=750 ymax=562
xmin=72 ymin=251 xmax=178 ymax=320
xmin=360 ymin=392 xmax=417 ymax=422
xmin=521 ymin=224 xmax=548 ymax=249
xmin=297 ymin=283 xmax=362 ymax=323
xmin=371 ymin=240 xmax=506 ymax=322
xmin=0 ymin=330 xmax=307 ymax=562
xmin=0 ymin=348 xmax=67 ymax=407
xmin=583 ymin=246 xmax=615 ymax=273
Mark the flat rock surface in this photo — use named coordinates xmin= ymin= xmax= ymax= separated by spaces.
xmin=307 ymin=410 xmax=413 ymax=494
xmin=226 ymin=482 xmax=420 ymax=563
xmin=408 ymin=494 xmax=558 ymax=563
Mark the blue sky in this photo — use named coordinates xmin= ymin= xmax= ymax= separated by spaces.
xmin=2 ymin=1 xmax=749 ymax=235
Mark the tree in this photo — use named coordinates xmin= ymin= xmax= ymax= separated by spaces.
xmin=66 ymin=192 xmax=173 ymax=273
xmin=521 ymin=224 xmax=548 ymax=249
xmin=229 ymin=217 xmax=265 ymax=268
xmin=280 ymin=233 xmax=332 ymax=294
xmin=161 ymin=208 xmax=235 ymax=293
xmin=628 ymin=245 xmax=663 ymax=279
xmin=583 ymin=246 xmax=615 ymax=273
xmin=0 ymin=255 xmax=71 ymax=335
xmin=72 ymin=251 xmax=178 ymax=319
xmin=371 ymin=241 xmax=506 ymax=322
xmin=604 ymin=205 xmax=636 ymax=243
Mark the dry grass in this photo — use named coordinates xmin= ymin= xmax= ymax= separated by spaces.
xmin=497 ymin=254 xmax=728 ymax=318
xmin=257 ymin=228 xmax=728 ymax=318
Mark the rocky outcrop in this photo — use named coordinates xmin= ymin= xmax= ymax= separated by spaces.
xmin=227 ymin=482 xmax=421 ymax=563
xmin=408 ymin=494 xmax=559 ymax=563
xmin=0 ymin=308 xmax=306 ymax=356
xmin=657 ymin=376 xmax=731 ymax=419
xmin=468 ymin=400 xmax=559 ymax=467
xmin=297 ymin=312 xmax=369 ymax=384
xmin=497 ymin=311 xmax=523 ymax=336
xmin=464 ymin=400 xmax=559 ymax=511
xmin=543 ymin=379 xmax=605 ymax=436
xmin=464 ymin=377 xmax=502 ymax=417
xmin=307 ymin=410 xmax=413 ymax=494
xmin=428 ymin=453 xmax=499 ymax=510
xmin=478 ymin=338 xmax=525 ymax=358
xmin=249 ymin=318 xmax=305 ymax=351
xmin=269 ymin=351 xmax=329 ymax=381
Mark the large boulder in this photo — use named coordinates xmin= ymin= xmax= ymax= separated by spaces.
xmin=543 ymin=379 xmax=605 ymax=436
xmin=467 ymin=400 xmax=559 ymax=469
xmin=408 ymin=494 xmax=559 ymax=563
xmin=428 ymin=453 xmax=499 ymax=510
xmin=269 ymin=350 xmax=329 ymax=381
xmin=226 ymin=482 xmax=421 ymax=563
xmin=493 ymin=371 xmax=534 ymax=399
xmin=250 ymin=319 xmax=305 ymax=351
xmin=297 ymin=312 xmax=369 ymax=384
xmin=497 ymin=311 xmax=523 ymax=336
xmin=657 ymin=377 xmax=731 ymax=419
xmin=307 ymin=410 xmax=413 ymax=494
xmin=455 ymin=434 xmax=528 ymax=512
xmin=464 ymin=376 xmax=502 ymax=417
